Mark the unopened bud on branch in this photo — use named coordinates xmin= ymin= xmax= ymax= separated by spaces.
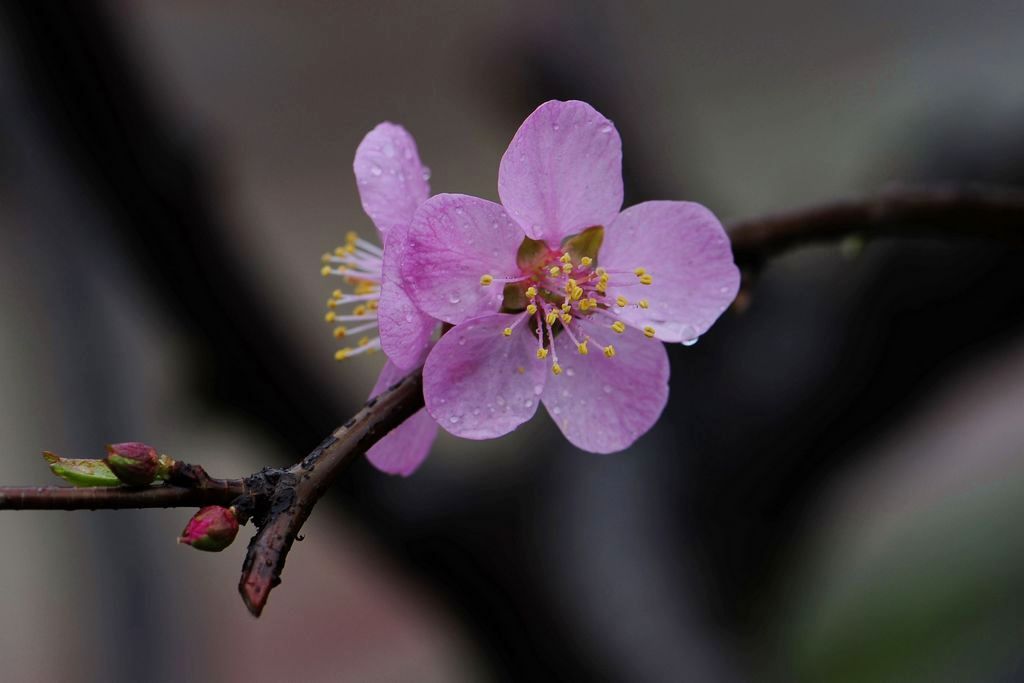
xmin=178 ymin=506 xmax=239 ymax=552
xmin=104 ymin=442 xmax=160 ymax=486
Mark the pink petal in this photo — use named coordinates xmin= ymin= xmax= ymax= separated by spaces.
xmin=378 ymin=223 xmax=437 ymax=370
xmin=403 ymin=194 xmax=524 ymax=324
xmin=423 ymin=314 xmax=547 ymax=439
xmin=354 ymin=122 xmax=431 ymax=236
xmin=601 ymin=201 xmax=739 ymax=343
xmin=541 ymin=318 xmax=669 ymax=453
xmin=498 ymin=100 xmax=623 ymax=245
xmin=365 ymin=359 xmax=438 ymax=476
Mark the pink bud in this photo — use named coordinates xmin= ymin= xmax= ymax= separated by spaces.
xmin=104 ymin=442 xmax=160 ymax=486
xmin=178 ymin=506 xmax=239 ymax=552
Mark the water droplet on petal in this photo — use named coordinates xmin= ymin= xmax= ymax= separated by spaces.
xmin=371 ymin=165 xmax=383 ymax=176
xmin=599 ymin=125 xmax=613 ymax=133
xmin=533 ymin=384 xmax=543 ymax=396
xmin=602 ymin=384 xmax=612 ymax=394
xmin=422 ymin=167 xmax=432 ymax=180
xmin=680 ymin=324 xmax=699 ymax=346
xmin=496 ymin=396 xmax=506 ymax=406
xmin=552 ymin=406 xmax=562 ymax=415
xmin=449 ymin=416 xmax=460 ymax=424
xmin=682 ymin=337 xmax=700 ymax=347
xmin=404 ymin=313 xmax=413 ymax=323
xmin=449 ymin=293 xmax=461 ymax=304
xmin=565 ymin=368 xmax=575 ymax=377
xmin=457 ymin=336 xmax=466 ymax=346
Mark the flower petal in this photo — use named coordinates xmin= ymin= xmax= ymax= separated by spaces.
xmin=541 ymin=319 xmax=669 ymax=453
xmin=424 ymin=313 xmax=547 ymax=439
xmin=498 ymin=100 xmax=623 ymax=245
xmin=403 ymin=194 xmax=524 ymax=324
xmin=601 ymin=201 xmax=739 ymax=343
xmin=366 ymin=359 xmax=438 ymax=476
xmin=378 ymin=223 xmax=437 ymax=370
xmin=354 ymin=122 xmax=431 ymax=236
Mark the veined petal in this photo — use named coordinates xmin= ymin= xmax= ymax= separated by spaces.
xmin=378 ymin=223 xmax=437 ymax=370
xmin=403 ymin=194 xmax=524 ymax=324
xmin=366 ymin=360 xmax=438 ymax=476
xmin=354 ymin=122 xmax=431 ymax=236
xmin=601 ymin=201 xmax=739 ymax=343
xmin=498 ymin=100 xmax=623 ymax=245
xmin=424 ymin=314 xmax=547 ymax=439
xmin=541 ymin=318 xmax=669 ymax=453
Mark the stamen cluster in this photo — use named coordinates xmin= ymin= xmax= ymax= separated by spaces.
xmin=321 ymin=231 xmax=384 ymax=361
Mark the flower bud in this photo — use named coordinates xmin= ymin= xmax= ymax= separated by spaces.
xmin=104 ymin=442 xmax=160 ymax=486
xmin=178 ymin=506 xmax=239 ymax=552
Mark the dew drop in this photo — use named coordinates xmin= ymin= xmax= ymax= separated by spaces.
xmin=422 ymin=167 xmax=432 ymax=180
xmin=561 ymin=389 xmax=570 ymax=398
xmin=496 ymin=396 xmax=506 ymax=406
xmin=566 ymin=368 xmax=576 ymax=377
xmin=533 ymin=384 xmax=544 ymax=396
xmin=448 ymin=293 xmax=461 ymax=304
xmin=552 ymin=406 xmax=562 ymax=415
xmin=472 ymin=408 xmax=481 ymax=416
xmin=599 ymin=125 xmax=613 ymax=133
xmin=602 ymin=384 xmax=613 ymax=394
xmin=382 ymin=142 xmax=396 ymax=158
xmin=682 ymin=337 xmax=699 ymax=347
xmin=524 ymin=399 xmax=533 ymax=408
xmin=680 ymin=324 xmax=699 ymax=346
xmin=404 ymin=313 xmax=413 ymax=323
xmin=457 ymin=336 xmax=466 ymax=346
xmin=371 ymin=165 xmax=383 ymax=176
xmin=455 ymin=206 xmax=464 ymax=215
xmin=552 ymin=123 xmax=560 ymax=131
xmin=449 ymin=416 xmax=460 ymax=424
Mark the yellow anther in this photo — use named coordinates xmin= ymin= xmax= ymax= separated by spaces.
xmin=639 ymin=274 xmax=653 ymax=285
xmin=643 ymin=326 xmax=656 ymax=338
xmin=561 ymin=313 xmax=573 ymax=325
xmin=346 ymin=231 xmax=358 ymax=243
xmin=577 ymin=341 xmax=589 ymax=355
xmin=599 ymin=273 xmax=609 ymax=284
xmin=611 ymin=321 xmax=626 ymax=334
xmin=638 ymin=299 xmax=650 ymax=309
xmin=334 ymin=348 xmax=350 ymax=361
xmin=551 ymin=363 xmax=562 ymax=376
xmin=561 ymin=303 xmax=571 ymax=312
xmin=603 ymin=345 xmax=616 ymax=358
xmin=480 ymin=274 xmax=494 ymax=286
xmin=334 ymin=247 xmax=347 ymax=257
xmin=549 ymin=266 xmax=561 ymax=277
xmin=327 ymin=298 xmax=339 ymax=309
xmin=525 ymin=286 xmax=537 ymax=298
xmin=355 ymin=282 xmax=377 ymax=295
xmin=571 ymin=286 xmax=584 ymax=301
xmin=331 ymin=289 xmax=343 ymax=299
xmin=560 ymin=253 xmax=572 ymax=264
xmin=333 ymin=326 xmax=347 ymax=339
xmin=346 ymin=244 xmax=357 ymax=254
xmin=634 ymin=267 xmax=646 ymax=276
xmin=536 ymin=348 xmax=549 ymax=359
xmin=324 ymin=311 xmax=336 ymax=323
xmin=579 ymin=299 xmax=590 ymax=311
xmin=580 ymin=256 xmax=593 ymax=266
xmin=616 ymin=295 xmax=628 ymax=307
xmin=587 ymin=298 xmax=598 ymax=308
xmin=321 ymin=253 xmax=332 ymax=263
xmin=596 ymin=267 xmax=606 ymax=276
xmin=595 ymin=282 xmax=607 ymax=294
xmin=320 ymin=266 xmax=332 ymax=277
xmin=526 ymin=304 xmax=538 ymax=315
xmin=358 ymin=336 xmax=371 ymax=347
xmin=353 ymin=305 xmax=367 ymax=316
xmin=562 ymin=263 xmax=572 ymax=274
xmin=503 ymin=327 xmax=513 ymax=337
xmin=567 ymin=278 xmax=577 ymax=289
xmin=546 ymin=312 xmax=558 ymax=325
xmin=367 ymin=300 xmax=379 ymax=310
xmin=517 ymin=366 xmax=526 ymax=374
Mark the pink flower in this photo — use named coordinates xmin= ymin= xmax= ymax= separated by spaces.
xmin=401 ymin=100 xmax=740 ymax=453
xmin=321 ymin=123 xmax=439 ymax=475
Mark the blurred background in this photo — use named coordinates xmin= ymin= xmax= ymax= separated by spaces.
xmin=2 ymin=1 xmax=1024 ymax=681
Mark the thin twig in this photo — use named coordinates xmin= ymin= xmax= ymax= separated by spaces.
xmin=0 ymin=481 xmax=245 ymax=510
xmin=728 ymin=184 xmax=1024 ymax=268
xmin=1 ymin=183 xmax=1023 ymax=617
xmin=238 ymin=370 xmax=424 ymax=616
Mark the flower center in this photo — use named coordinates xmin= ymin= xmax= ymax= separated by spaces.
xmin=320 ymin=231 xmax=384 ymax=361
xmin=480 ymin=229 xmax=656 ymax=375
